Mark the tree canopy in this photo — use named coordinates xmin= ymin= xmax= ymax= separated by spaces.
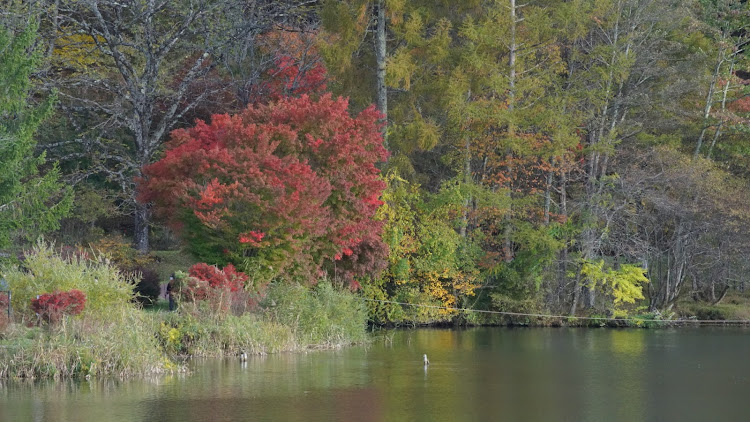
xmin=5 ymin=0 xmax=750 ymax=323
xmin=139 ymin=94 xmax=388 ymax=286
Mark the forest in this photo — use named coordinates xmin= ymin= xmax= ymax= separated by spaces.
xmin=3 ymin=0 xmax=750 ymax=328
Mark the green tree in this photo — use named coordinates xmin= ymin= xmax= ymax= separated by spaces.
xmin=0 ymin=22 xmax=70 ymax=250
xmin=366 ymin=173 xmax=480 ymax=324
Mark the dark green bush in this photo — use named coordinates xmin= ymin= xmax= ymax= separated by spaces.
xmin=132 ymin=266 xmax=162 ymax=305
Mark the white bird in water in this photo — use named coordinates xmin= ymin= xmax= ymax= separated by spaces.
xmin=423 ymin=354 xmax=430 ymax=366
xmin=240 ymin=351 xmax=248 ymax=362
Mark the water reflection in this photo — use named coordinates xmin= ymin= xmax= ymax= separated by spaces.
xmin=3 ymin=327 xmax=750 ymax=421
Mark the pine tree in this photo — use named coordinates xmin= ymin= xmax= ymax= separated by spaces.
xmin=0 ymin=22 xmax=71 ymax=251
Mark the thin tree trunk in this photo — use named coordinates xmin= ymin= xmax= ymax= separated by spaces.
xmin=695 ymin=37 xmax=726 ymax=158
xmin=502 ymin=0 xmax=518 ymax=262
xmin=460 ymin=135 xmax=471 ymax=239
xmin=460 ymin=86 xmax=473 ymax=239
xmin=46 ymin=0 xmax=61 ymax=58
xmin=374 ymin=0 xmax=388 ymax=151
xmin=570 ymin=271 xmax=581 ymax=316
xmin=543 ymin=167 xmax=553 ymax=225
xmin=508 ymin=0 xmax=517 ymax=113
xmin=707 ymin=57 xmax=734 ymax=159
xmin=558 ymin=169 xmax=568 ymax=310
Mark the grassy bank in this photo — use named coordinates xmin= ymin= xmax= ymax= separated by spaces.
xmin=0 ymin=282 xmax=369 ymax=379
xmin=0 ymin=244 xmax=369 ymax=380
xmin=156 ymin=282 xmax=369 ymax=358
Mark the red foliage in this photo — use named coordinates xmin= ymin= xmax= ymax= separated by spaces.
xmin=249 ymin=30 xmax=328 ymax=104
xmin=179 ymin=277 xmax=211 ymax=303
xmin=250 ymin=54 xmax=328 ymax=103
xmin=188 ymin=263 xmax=248 ymax=292
xmin=139 ymin=94 xmax=389 ymax=285
xmin=179 ymin=264 xmax=263 ymax=314
xmin=729 ymin=96 xmax=750 ymax=114
xmin=31 ymin=290 xmax=86 ymax=324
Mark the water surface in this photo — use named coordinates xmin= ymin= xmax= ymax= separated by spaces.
xmin=2 ymin=327 xmax=749 ymax=421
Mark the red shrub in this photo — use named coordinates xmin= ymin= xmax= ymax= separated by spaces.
xmin=31 ymin=290 xmax=86 ymax=324
xmin=177 ymin=276 xmax=211 ymax=303
xmin=188 ymin=263 xmax=247 ymax=292
xmin=179 ymin=264 xmax=265 ymax=315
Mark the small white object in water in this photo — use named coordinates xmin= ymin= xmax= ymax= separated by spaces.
xmin=240 ymin=351 xmax=248 ymax=362
xmin=423 ymin=354 xmax=430 ymax=365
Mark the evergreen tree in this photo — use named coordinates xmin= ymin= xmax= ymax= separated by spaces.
xmin=0 ymin=22 xmax=71 ymax=250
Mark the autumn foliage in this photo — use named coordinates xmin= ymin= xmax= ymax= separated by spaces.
xmin=188 ymin=263 xmax=248 ymax=293
xmin=31 ymin=289 xmax=86 ymax=324
xmin=176 ymin=264 xmax=260 ymax=314
xmin=252 ymin=54 xmax=328 ymax=103
xmin=139 ymin=94 xmax=389 ymax=285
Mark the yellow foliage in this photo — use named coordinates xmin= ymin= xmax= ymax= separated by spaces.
xmin=376 ymin=174 xmax=479 ymax=322
xmin=581 ymin=260 xmax=649 ymax=314
xmin=52 ymin=32 xmax=110 ymax=74
xmin=386 ymin=47 xmax=417 ymax=90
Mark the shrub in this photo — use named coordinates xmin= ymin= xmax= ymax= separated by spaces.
xmin=30 ymin=289 xmax=86 ymax=324
xmin=176 ymin=264 xmax=263 ymax=315
xmin=176 ymin=275 xmax=210 ymax=303
xmin=4 ymin=241 xmax=135 ymax=320
xmin=188 ymin=263 xmax=247 ymax=292
xmin=0 ymin=294 xmax=8 ymax=334
xmin=89 ymin=236 xmax=161 ymax=305
xmin=263 ymin=281 xmax=368 ymax=346
xmin=89 ymin=235 xmax=154 ymax=269
xmin=139 ymin=94 xmax=389 ymax=286
xmin=131 ymin=266 xmax=161 ymax=305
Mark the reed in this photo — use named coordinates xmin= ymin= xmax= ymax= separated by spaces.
xmin=263 ymin=281 xmax=369 ymax=347
xmin=0 ymin=309 xmax=173 ymax=379
xmin=0 ymin=244 xmax=370 ymax=379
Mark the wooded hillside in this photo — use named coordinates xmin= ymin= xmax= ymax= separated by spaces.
xmin=4 ymin=0 xmax=750 ymax=323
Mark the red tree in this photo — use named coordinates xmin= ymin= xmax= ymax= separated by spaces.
xmin=140 ymin=94 xmax=389 ymax=285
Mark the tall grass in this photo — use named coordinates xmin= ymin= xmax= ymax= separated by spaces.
xmin=0 ymin=242 xmax=173 ymax=379
xmin=0 ymin=309 xmax=172 ymax=379
xmin=263 ymin=281 xmax=369 ymax=347
xmin=0 ymin=243 xmax=370 ymax=379
xmin=154 ymin=280 xmax=369 ymax=358
xmin=3 ymin=242 xmax=134 ymax=321
xmin=162 ymin=311 xmax=297 ymax=357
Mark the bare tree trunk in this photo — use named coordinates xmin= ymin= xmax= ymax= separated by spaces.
xmin=501 ymin=0 xmax=519 ymax=262
xmin=695 ymin=36 xmax=726 ymax=158
xmin=707 ymin=56 xmax=734 ymax=159
xmin=558 ymin=169 xmax=568 ymax=310
xmin=582 ymin=146 xmax=598 ymax=308
xmin=460 ymin=135 xmax=471 ymax=239
xmin=544 ymin=169 xmax=552 ymax=225
xmin=134 ymin=202 xmax=151 ymax=254
xmin=374 ymin=0 xmax=388 ymax=151
xmin=665 ymin=253 xmax=671 ymax=306
xmin=570 ymin=271 xmax=581 ymax=316
xmin=712 ymin=285 xmax=730 ymax=305
xmin=508 ymin=0 xmax=517 ymax=111
xmin=46 ymin=0 xmax=60 ymax=58
xmin=459 ymin=87 xmax=473 ymax=239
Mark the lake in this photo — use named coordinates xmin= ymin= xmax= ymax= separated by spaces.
xmin=2 ymin=327 xmax=749 ymax=421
